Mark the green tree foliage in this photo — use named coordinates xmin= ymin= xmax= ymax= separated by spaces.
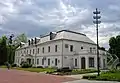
xmin=14 ymin=33 xmax=27 ymax=45
xmin=0 ymin=36 xmax=7 ymax=65
xmin=0 ymin=33 xmax=27 ymax=65
xmin=109 ymin=35 xmax=120 ymax=59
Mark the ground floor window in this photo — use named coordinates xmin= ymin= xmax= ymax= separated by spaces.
xmin=89 ymin=57 xmax=94 ymax=67
xmin=103 ymin=59 xmax=106 ymax=68
xmin=55 ymin=58 xmax=57 ymax=66
xmin=37 ymin=59 xmax=39 ymax=65
xmin=48 ymin=58 xmax=50 ymax=66
xmin=42 ymin=59 xmax=44 ymax=65
xmin=32 ymin=59 xmax=34 ymax=64
xmin=75 ymin=59 xmax=77 ymax=67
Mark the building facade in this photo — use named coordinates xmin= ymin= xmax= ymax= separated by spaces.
xmin=15 ymin=30 xmax=107 ymax=69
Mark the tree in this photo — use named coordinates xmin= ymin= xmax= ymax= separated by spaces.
xmin=8 ymin=33 xmax=27 ymax=64
xmin=0 ymin=36 xmax=7 ymax=65
xmin=14 ymin=33 xmax=27 ymax=46
xmin=109 ymin=35 xmax=120 ymax=59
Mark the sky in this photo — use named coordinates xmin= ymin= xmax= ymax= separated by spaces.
xmin=0 ymin=0 xmax=120 ymax=49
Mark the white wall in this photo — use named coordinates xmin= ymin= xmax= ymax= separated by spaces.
xmin=15 ymin=38 xmax=107 ymax=69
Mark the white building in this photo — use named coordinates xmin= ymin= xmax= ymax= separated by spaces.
xmin=15 ymin=30 xmax=107 ymax=69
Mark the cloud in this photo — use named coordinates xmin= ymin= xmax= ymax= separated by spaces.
xmin=0 ymin=0 xmax=120 ymax=49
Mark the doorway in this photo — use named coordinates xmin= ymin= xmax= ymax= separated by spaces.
xmin=81 ymin=57 xmax=86 ymax=69
xmin=27 ymin=58 xmax=31 ymax=64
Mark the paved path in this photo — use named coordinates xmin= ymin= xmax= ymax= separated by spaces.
xmin=0 ymin=68 xmax=77 ymax=83
xmin=63 ymin=79 xmax=120 ymax=83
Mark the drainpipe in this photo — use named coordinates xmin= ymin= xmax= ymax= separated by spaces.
xmin=62 ymin=40 xmax=63 ymax=68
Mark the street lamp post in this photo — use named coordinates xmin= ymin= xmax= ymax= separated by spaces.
xmin=8 ymin=34 xmax=14 ymax=64
xmin=93 ymin=8 xmax=101 ymax=76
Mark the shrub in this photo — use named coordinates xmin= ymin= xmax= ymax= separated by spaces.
xmin=11 ymin=64 xmax=17 ymax=67
xmin=83 ymin=75 xmax=97 ymax=79
xmin=21 ymin=62 xmax=32 ymax=68
xmin=37 ymin=66 xmax=43 ymax=68
xmin=57 ymin=67 xmax=72 ymax=72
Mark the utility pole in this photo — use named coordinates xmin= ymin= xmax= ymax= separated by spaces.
xmin=93 ymin=8 xmax=101 ymax=76
xmin=8 ymin=34 xmax=14 ymax=64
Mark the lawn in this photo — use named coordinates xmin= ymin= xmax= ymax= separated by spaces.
xmin=0 ymin=65 xmax=97 ymax=75
xmin=0 ymin=65 xmax=55 ymax=73
xmin=83 ymin=69 xmax=120 ymax=82
xmin=14 ymin=67 xmax=55 ymax=73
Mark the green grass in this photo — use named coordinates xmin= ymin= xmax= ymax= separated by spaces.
xmin=83 ymin=69 xmax=120 ymax=82
xmin=0 ymin=65 xmax=55 ymax=73
xmin=0 ymin=65 xmax=7 ymax=68
xmin=72 ymin=69 xmax=97 ymax=74
xmin=0 ymin=66 xmax=97 ymax=75
xmin=13 ymin=67 xmax=55 ymax=73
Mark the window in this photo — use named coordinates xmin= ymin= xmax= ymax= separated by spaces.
xmin=70 ymin=45 xmax=73 ymax=52
xmin=93 ymin=47 xmax=96 ymax=49
xmin=48 ymin=46 xmax=50 ymax=52
xmin=30 ymin=49 xmax=31 ymax=54
xmin=32 ymin=59 xmax=34 ymax=64
xmin=37 ymin=59 xmax=39 ymax=65
xmin=89 ymin=57 xmax=94 ymax=67
xmin=81 ymin=47 xmax=83 ymax=49
xmin=24 ymin=50 xmax=26 ymax=54
xmin=42 ymin=47 xmax=44 ymax=53
xmin=58 ymin=60 xmax=60 ymax=63
xmin=21 ymin=58 xmax=24 ymax=62
xmin=65 ymin=44 xmax=68 ymax=48
xmin=18 ymin=59 xmax=19 ymax=64
xmin=75 ymin=59 xmax=77 ymax=67
xmin=37 ymin=48 xmax=39 ymax=54
xmin=103 ymin=59 xmax=106 ymax=68
xmin=48 ymin=59 xmax=50 ymax=66
xmin=42 ymin=59 xmax=44 ymax=65
xmin=90 ymin=47 xmax=92 ymax=53
xmin=33 ymin=49 xmax=34 ymax=54
xmin=27 ymin=50 xmax=28 ymax=54
xmin=55 ymin=58 xmax=57 ymax=66
xmin=55 ymin=45 xmax=57 ymax=52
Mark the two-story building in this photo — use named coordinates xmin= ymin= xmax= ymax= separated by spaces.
xmin=15 ymin=30 xmax=107 ymax=69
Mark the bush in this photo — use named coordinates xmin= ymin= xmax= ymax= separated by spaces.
xmin=37 ymin=66 xmax=43 ymax=68
xmin=21 ymin=62 xmax=32 ymax=68
xmin=11 ymin=64 xmax=17 ymax=67
xmin=83 ymin=75 xmax=97 ymax=79
xmin=72 ymin=69 xmax=97 ymax=74
xmin=57 ymin=67 xmax=72 ymax=72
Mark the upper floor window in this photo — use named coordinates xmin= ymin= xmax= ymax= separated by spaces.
xmin=33 ymin=49 xmax=34 ymax=54
xmin=48 ymin=46 xmax=50 ymax=52
xmin=70 ymin=45 xmax=73 ymax=52
xmin=65 ymin=44 xmax=68 ymax=48
xmin=24 ymin=50 xmax=26 ymax=54
xmin=37 ymin=48 xmax=39 ymax=54
xmin=42 ymin=47 xmax=44 ymax=53
xmin=55 ymin=45 xmax=58 ymax=52
xmin=81 ymin=47 xmax=83 ymax=49
xmin=90 ymin=47 xmax=92 ymax=53
xmin=93 ymin=47 xmax=96 ymax=49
